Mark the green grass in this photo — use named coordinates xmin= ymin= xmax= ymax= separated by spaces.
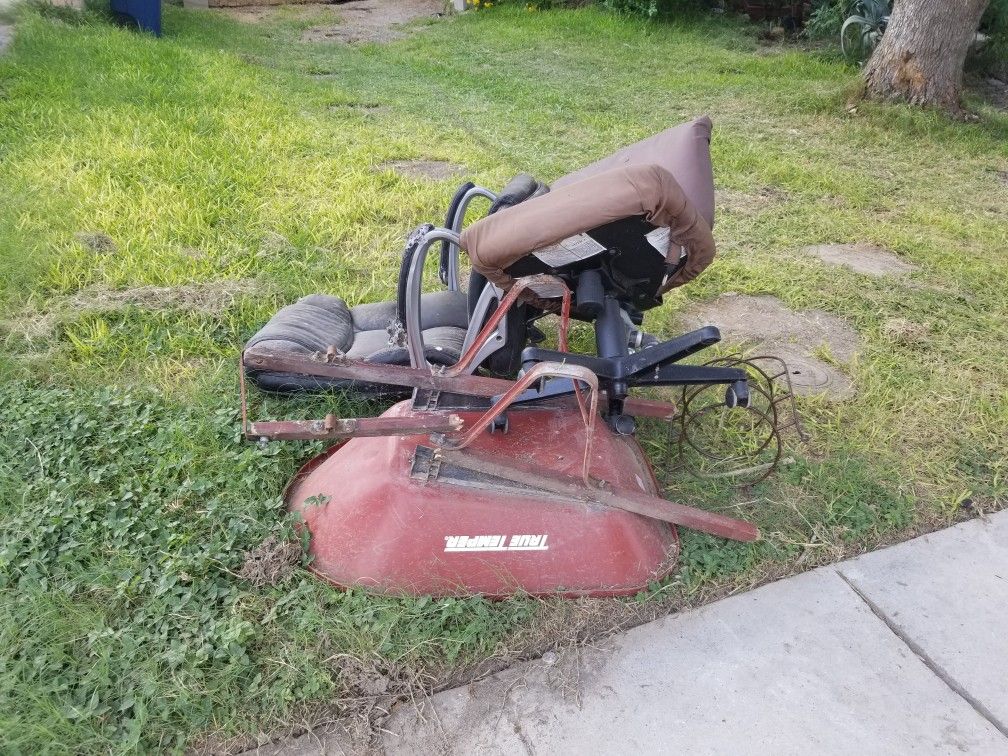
xmin=1 ymin=2 xmax=1007 ymax=752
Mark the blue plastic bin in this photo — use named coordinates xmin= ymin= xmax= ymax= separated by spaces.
xmin=110 ymin=0 xmax=161 ymax=36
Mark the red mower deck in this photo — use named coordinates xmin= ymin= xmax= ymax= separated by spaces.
xmin=286 ymin=400 xmax=679 ymax=598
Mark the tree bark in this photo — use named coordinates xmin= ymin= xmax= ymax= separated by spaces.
xmin=862 ymin=0 xmax=990 ymax=113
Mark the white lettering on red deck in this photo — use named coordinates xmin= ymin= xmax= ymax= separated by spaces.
xmin=444 ymin=534 xmax=549 ymax=552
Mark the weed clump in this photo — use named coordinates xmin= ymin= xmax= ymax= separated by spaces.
xmin=239 ymin=535 xmax=304 ymax=587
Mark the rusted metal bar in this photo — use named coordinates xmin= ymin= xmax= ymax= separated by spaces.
xmin=243 ymin=350 xmax=517 ymax=397
xmin=621 ymin=397 xmax=679 ymax=420
xmin=239 ymin=353 xmax=252 ymax=435
xmin=441 ymin=362 xmax=600 ymax=486
xmin=247 ymin=413 xmax=463 ymax=442
xmin=436 ymin=448 xmax=760 ymax=542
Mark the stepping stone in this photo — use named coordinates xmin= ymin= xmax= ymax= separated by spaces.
xmin=682 ymin=294 xmax=860 ymax=400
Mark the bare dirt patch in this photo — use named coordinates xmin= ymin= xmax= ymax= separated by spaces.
xmin=217 ymin=2 xmax=330 ymax=25
xmin=715 ymin=186 xmax=789 ymax=216
xmin=801 ymin=243 xmax=915 ymax=278
xmin=766 ymin=348 xmax=852 ymax=399
xmin=300 ymin=0 xmax=443 ymax=44
xmin=67 ymin=279 xmax=262 ymax=315
xmin=681 ymin=293 xmax=860 ymax=400
xmin=379 ymin=159 xmax=465 ymax=181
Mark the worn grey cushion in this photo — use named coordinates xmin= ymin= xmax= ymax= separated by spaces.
xmin=244 ymin=290 xmax=469 ymax=394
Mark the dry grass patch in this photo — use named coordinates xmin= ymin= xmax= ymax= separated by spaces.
xmin=801 ymin=243 xmax=916 ymax=277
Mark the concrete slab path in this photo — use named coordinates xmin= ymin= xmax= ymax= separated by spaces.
xmin=261 ymin=511 xmax=1008 ymax=755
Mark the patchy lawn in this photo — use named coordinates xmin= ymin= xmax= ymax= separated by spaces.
xmin=1 ymin=2 xmax=1006 ymax=752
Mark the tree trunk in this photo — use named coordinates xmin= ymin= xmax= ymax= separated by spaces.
xmin=862 ymin=0 xmax=990 ymax=113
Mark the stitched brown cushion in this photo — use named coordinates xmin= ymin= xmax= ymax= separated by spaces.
xmin=554 ymin=116 xmax=715 ymax=228
xmin=459 ymin=117 xmax=716 ymax=295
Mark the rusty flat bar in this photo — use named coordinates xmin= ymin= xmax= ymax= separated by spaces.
xmin=436 ymin=448 xmax=759 ymax=542
xmin=621 ymin=397 xmax=679 ymax=420
xmin=243 ymin=351 xmax=517 ymax=398
xmin=248 ymin=413 xmax=463 ymax=441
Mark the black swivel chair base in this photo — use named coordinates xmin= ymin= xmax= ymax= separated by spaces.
xmin=510 ymin=324 xmax=750 ymax=432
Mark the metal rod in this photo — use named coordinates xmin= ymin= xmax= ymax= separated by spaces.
xmin=247 ymin=414 xmax=463 ymax=441
xmin=406 ymin=228 xmax=462 ymax=370
xmin=442 ymin=361 xmax=599 ymax=486
xmin=437 ymin=448 xmax=760 ymax=542
xmin=243 ymin=350 xmax=517 ymax=397
xmin=621 ymin=397 xmax=678 ymax=420
xmin=440 ymin=274 xmax=570 ymax=378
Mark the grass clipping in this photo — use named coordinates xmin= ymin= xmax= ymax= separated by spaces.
xmin=238 ymin=535 xmax=302 ymax=588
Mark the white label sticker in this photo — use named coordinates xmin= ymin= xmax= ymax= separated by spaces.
xmin=645 ymin=226 xmax=671 ymax=253
xmin=532 ymin=233 xmax=605 ymax=268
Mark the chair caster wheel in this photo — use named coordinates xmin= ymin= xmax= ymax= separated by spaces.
xmin=610 ymin=414 xmax=636 ymax=436
xmin=489 ymin=413 xmax=509 ymax=434
xmin=725 ymin=380 xmax=750 ymax=409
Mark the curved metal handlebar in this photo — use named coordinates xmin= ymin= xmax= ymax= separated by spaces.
xmin=445 ymin=186 xmax=497 ymax=291
xmin=406 ymin=227 xmax=462 ymax=371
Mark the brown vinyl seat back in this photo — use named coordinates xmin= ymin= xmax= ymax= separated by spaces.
xmin=460 ymin=117 xmax=717 ymax=309
xmin=554 ymin=116 xmax=715 ymax=229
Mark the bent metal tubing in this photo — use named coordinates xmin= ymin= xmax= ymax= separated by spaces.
xmin=445 ymin=185 xmax=497 ymax=291
xmin=405 ymin=227 xmax=459 ymax=370
xmin=440 ymin=273 xmax=572 ymax=379
xmin=439 ymin=361 xmax=600 ymax=487
xmin=404 ymin=230 xmax=575 ymax=371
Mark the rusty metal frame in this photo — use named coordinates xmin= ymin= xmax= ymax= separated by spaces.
xmin=239 ymin=290 xmax=761 ymax=538
xmin=239 ymin=356 xmax=465 ymax=441
xmin=440 ymin=274 xmax=571 ymax=378
xmin=240 ymin=274 xmax=575 ymax=443
xmin=440 ymin=361 xmax=600 ymax=486
xmin=246 ymin=414 xmax=464 ymax=442
xmin=243 ymin=350 xmax=517 ymax=398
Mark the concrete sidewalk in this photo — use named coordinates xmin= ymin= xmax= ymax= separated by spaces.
xmin=282 ymin=511 xmax=1008 ymax=755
